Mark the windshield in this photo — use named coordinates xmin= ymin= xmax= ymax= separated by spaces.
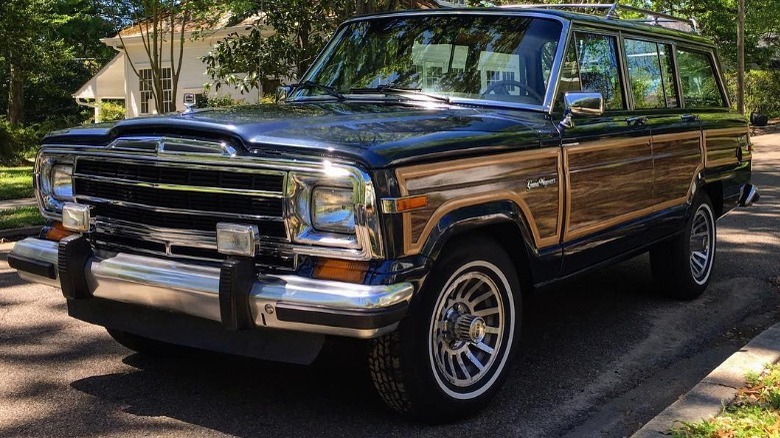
xmin=293 ymin=14 xmax=563 ymax=107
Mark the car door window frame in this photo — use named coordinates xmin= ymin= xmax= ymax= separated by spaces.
xmin=557 ymin=26 xmax=631 ymax=114
xmin=622 ymin=36 xmax=681 ymax=110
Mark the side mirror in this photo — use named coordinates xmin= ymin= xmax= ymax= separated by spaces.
xmin=275 ymin=85 xmax=293 ymax=103
xmin=560 ymin=91 xmax=604 ymax=129
xmin=564 ymin=91 xmax=604 ymax=116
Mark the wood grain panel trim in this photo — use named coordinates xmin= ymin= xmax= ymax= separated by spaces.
xmin=396 ymin=148 xmax=563 ymax=256
xmin=563 ymin=137 xmax=653 ymax=241
xmin=703 ymin=127 xmax=748 ymax=169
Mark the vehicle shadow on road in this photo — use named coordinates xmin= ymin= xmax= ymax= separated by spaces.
xmin=58 ymin=257 xmax=671 ymax=437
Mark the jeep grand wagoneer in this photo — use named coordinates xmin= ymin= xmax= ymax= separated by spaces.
xmin=9 ymin=4 xmax=758 ymax=420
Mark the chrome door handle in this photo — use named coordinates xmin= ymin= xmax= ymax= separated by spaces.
xmin=681 ymin=114 xmax=699 ymax=123
xmin=626 ymin=116 xmax=647 ymax=126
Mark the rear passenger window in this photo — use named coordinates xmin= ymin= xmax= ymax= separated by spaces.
xmin=676 ymin=49 xmax=725 ymax=108
xmin=624 ymin=39 xmax=679 ymax=109
xmin=573 ymin=33 xmax=625 ymax=110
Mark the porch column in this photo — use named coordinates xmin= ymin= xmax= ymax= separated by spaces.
xmin=94 ymin=98 xmax=102 ymax=123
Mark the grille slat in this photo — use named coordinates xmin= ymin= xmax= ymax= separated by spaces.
xmin=74 ymin=156 xmax=289 ymax=264
xmin=74 ymin=179 xmax=283 ymax=217
xmin=76 ymin=160 xmax=284 ymax=192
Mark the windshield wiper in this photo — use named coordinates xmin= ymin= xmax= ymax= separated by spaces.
xmin=349 ymin=84 xmax=450 ymax=103
xmin=293 ymin=80 xmax=345 ymax=100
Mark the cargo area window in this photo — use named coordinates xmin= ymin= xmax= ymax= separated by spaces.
xmin=624 ymin=39 xmax=679 ymax=109
xmin=676 ymin=49 xmax=725 ymax=108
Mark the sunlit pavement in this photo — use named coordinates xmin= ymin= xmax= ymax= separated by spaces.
xmin=1 ymin=136 xmax=778 ymax=437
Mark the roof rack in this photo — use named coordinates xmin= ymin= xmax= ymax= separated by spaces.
xmin=497 ymin=3 xmax=699 ymax=34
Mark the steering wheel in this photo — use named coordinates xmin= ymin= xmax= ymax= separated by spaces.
xmin=480 ymin=80 xmax=543 ymax=102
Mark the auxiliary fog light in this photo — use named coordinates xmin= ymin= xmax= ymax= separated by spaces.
xmin=216 ymin=223 xmax=259 ymax=257
xmin=61 ymin=203 xmax=91 ymax=232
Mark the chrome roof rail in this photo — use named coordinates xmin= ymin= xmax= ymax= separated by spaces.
xmin=497 ymin=3 xmax=700 ymax=34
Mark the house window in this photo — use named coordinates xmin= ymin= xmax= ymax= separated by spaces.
xmin=139 ymin=68 xmax=173 ymax=114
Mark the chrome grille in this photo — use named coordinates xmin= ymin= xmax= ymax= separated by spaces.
xmin=73 ymin=156 xmax=290 ymax=265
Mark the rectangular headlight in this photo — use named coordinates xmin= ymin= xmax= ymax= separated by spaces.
xmin=52 ymin=165 xmax=74 ymax=200
xmin=312 ymin=186 xmax=355 ymax=234
xmin=216 ymin=223 xmax=259 ymax=257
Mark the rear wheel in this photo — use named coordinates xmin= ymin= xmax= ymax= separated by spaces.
xmin=650 ymin=194 xmax=717 ymax=300
xmin=369 ymin=237 xmax=522 ymax=421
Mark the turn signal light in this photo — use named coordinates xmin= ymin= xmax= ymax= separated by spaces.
xmin=45 ymin=222 xmax=74 ymax=241
xmin=314 ymin=259 xmax=370 ymax=284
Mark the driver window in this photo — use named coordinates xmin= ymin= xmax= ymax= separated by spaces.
xmin=572 ymin=32 xmax=625 ymax=110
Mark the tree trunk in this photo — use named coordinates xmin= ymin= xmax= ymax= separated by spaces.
xmin=737 ymin=0 xmax=745 ymax=114
xmin=8 ymin=62 xmax=24 ymax=126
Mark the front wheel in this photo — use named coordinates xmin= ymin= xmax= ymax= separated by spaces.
xmin=369 ymin=237 xmax=522 ymax=421
xmin=650 ymin=193 xmax=717 ymax=300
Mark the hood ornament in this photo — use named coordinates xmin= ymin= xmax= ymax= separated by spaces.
xmin=182 ymin=92 xmax=197 ymax=115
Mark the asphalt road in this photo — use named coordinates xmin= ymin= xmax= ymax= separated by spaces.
xmin=1 ymin=135 xmax=778 ymax=438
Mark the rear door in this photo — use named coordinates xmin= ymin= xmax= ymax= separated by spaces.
xmin=621 ymin=37 xmax=705 ymax=236
xmin=558 ymin=30 xmax=655 ymax=273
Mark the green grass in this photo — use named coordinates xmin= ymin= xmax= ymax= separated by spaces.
xmin=673 ymin=363 xmax=780 ymax=438
xmin=0 ymin=166 xmax=34 ymax=201
xmin=0 ymin=206 xmax=44 ymax=230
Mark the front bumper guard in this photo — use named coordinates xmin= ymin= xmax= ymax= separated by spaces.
xmin=9 ymin=237 xmax=413 ymax=339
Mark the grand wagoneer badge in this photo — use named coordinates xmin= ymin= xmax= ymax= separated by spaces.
xmin=526 ymin=176 xmax=557 ymax=191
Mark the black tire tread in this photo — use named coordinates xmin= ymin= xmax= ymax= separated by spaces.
xmin=368 ymin=330 xmax=410 ymax=414
xmin=367 ymin=235 xmax=522 ymax=421
xmin=650 ymin=193 xmax=715 ymax=300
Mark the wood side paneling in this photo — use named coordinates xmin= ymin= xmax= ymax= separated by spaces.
xmin=704 ymin=127 xmax=747 ymax=168
xmin=564 ymin=138 xmax=654 ymax=241
xmin=652 ymin=132 xmax=703 ymax=205
xmin=396 ymin=149 xmax=563 ymax=256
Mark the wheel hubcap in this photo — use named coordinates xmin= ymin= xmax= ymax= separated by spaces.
xmin=431 ymin=271 xmax=505 ymax=388
xmin=689 ymin=206 xmax=714 ymax=283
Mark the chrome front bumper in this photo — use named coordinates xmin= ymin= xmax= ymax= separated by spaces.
xmin=9 ymin=237 xmax=413 ymax=339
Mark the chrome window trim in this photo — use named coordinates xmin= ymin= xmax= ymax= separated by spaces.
xmin=297 ymin=10 xmax=570 ymax=114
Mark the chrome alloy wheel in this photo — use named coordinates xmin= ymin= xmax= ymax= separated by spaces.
xmin=428 ymin=261 xmax=515 ymax=399
xmin=689 ymin=203 xmax=715 ymax=285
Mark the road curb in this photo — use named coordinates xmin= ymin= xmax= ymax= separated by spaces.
xmin=632 ymin=322 xmax=780 ymax=437
xmin=0 ymin=226 xmax=41 ymax=241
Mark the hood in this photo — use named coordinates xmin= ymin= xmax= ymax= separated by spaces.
xmin=44 ymin=102 xmax=550 ymax=168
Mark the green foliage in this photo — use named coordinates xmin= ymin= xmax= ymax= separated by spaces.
xmin=98 ymin=101 xmax=126 ymax=122
xmin=0 ymin=166 xmax=34 ymax=200
xmin=203 ymin=1 xmax=438 ymax=94
xmin=673 ymin=362 xmax=780 ymax=438
xmin=725 ymin=70 xmax=780 ymax=116
xmin=0 ymin=206 xmax=45 ymax=231
xmin=0 ymin=0 xmax=116 ymax=126
xmin=197 ymin=93 xmax=245 ymax=108
xmin=0 ymin=121 xmax=40 ymax=166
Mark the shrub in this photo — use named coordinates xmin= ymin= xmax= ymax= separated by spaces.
xmin=0 ymin=120 xmax=40 ymax=166
xmin=725 ymin=70 xmax=780 ymax=117
xmin=197 ymin=92 xmax=244 ymax=108
xmin=99 ymin=101 xmax=125 ymax=122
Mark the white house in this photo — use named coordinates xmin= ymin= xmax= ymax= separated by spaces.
xmin=74 ymin=15 xmax=270 ymax=122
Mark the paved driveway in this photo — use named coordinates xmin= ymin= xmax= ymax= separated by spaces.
xmin=1 ymin=135 xmax=778 ymax=437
